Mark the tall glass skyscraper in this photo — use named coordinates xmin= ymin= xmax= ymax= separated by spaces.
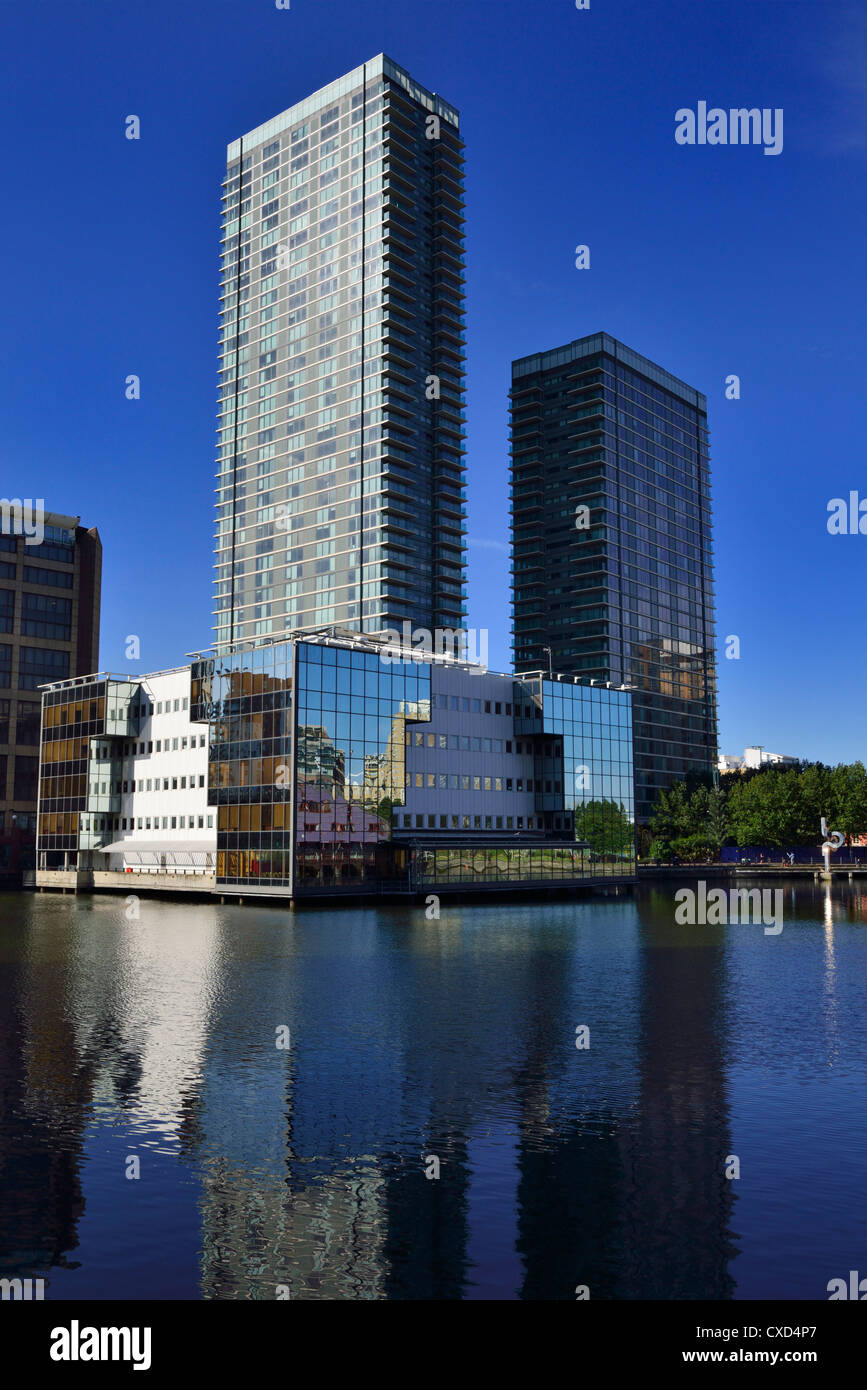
xmin=509 ymin=333 xmax=717 ymax=822
xmin=214 ymin=55 xmax=467 ymax=649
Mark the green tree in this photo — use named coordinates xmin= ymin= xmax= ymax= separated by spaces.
xmin=574 ymin=799 xmax=634 ymax=858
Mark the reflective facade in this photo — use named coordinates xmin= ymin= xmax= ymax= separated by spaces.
xmin=515 ymin=676 xmax=635 ymax=866
xmin=192 ymin=633 xmax=635 ymax=898
xmin=510 ymin=333 xmax=717 ymax=821
xmin=190 ymin=644 xmax=295 ymax=886
xmin=37 ymin=676 xmax=139 ymax=865
xmin=294 ymin=640 xmax=430 ymax=889
xmin=215 ymin=55 xmax=466 ymax=648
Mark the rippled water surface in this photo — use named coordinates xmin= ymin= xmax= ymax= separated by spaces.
xmin=1 ymin=879 xmax=865 ymax=1299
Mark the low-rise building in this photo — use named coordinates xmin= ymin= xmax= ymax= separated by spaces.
xmin=718 ymin=746 xmax=799 ymax=774
xmin=37 ymin=630 xmax=636 ymax=900
xmin=37 ymin=666 xmax=215 ymax=886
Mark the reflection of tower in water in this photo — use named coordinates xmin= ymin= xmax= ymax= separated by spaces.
xmin=513 ymin=896 xmax=736 ymax=1299
xmin=0 ymin=943 xmax=87 ymax=1282
xmin=618 ymin=897 xmax=737 ymax=1298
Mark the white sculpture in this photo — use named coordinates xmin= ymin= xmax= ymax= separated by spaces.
xmin=820 ymin=817 xmax=845 ymax=874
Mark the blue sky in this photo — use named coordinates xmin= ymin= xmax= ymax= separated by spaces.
xmin=2 ymin=0 xmax=864 ymax=762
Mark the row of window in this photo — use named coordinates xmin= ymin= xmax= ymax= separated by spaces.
xmin=95 ymin=695 xmax=193 ymax=727
xmin=93 ymin=734 xmax=207 ymax=758
xmin=0 ymin=534 xmax=75 ymax=564
xmin=0 ymin=644 xmax=70 ymax=689
xmin=407 ymin=731 xmax=554 ymax=756
xmin=397 ymin=814 xmax=546 ymax=832
xmin=407 ymin=772 xmax=550 ymax=794
xmin=118 ymin=816 xmax=213 ymax=831
xmin=90 ymin=774 xmax=207 ymax=795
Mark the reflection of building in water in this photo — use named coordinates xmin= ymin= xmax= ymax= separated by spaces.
xmin=198 ymin=1162 xmax=390 ymax=1301
xmin=0 ymin=899 xmax=223 ymax=1291
xmin=512 ymin=896 xmax=736 ymax=1299
xmin=192 ymin=914 xmax=486 ymax=1300
xmin=0 ymin=945 xmax=87 ymax=1281
xmin=617 ymin=898 xmax=736 ymax=1298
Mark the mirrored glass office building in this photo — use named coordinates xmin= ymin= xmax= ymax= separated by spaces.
xmin=215 ymin=55 xmax=467 ymax=649
xmin=510 ymin=334 xmax=717 ymax=822
xmin=191 ymin=630 xmax=635 ymax=899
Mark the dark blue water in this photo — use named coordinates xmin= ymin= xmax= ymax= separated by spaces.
xmin=1 ymin=879 xmax=865 ymax=1300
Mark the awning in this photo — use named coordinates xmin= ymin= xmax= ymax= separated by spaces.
xmin=97 ymin=839 xmax=216 ymax=854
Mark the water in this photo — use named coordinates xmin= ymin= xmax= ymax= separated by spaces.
xmin=1 ymin=878 xmax=865 ymax=1300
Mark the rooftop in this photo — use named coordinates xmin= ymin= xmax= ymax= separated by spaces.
xmin=511 ymin=332 xmax=706 ymax=410
xmin=226 ymin=53 xmax=459 ymax=162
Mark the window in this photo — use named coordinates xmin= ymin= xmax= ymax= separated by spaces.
xmin=23 ymin=565 xmax=73 ymax=589
xmin=15 ymin=703 xmax=40 ymax=745
xmin=13 ymin=754 xmax=38 ymax=801
xmin=17 ymin=646 xmax=69 ymax=689
xmin=0 ymin=590 xmax=15 ymax=634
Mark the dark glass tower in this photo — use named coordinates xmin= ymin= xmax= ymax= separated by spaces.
xmin=214 ymin=55 xmax=467 ymax=649
xmin=509 ymin=333 xmax=717 ymax=821
xmin=1 ymin=510 xmax=101 ymax=881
